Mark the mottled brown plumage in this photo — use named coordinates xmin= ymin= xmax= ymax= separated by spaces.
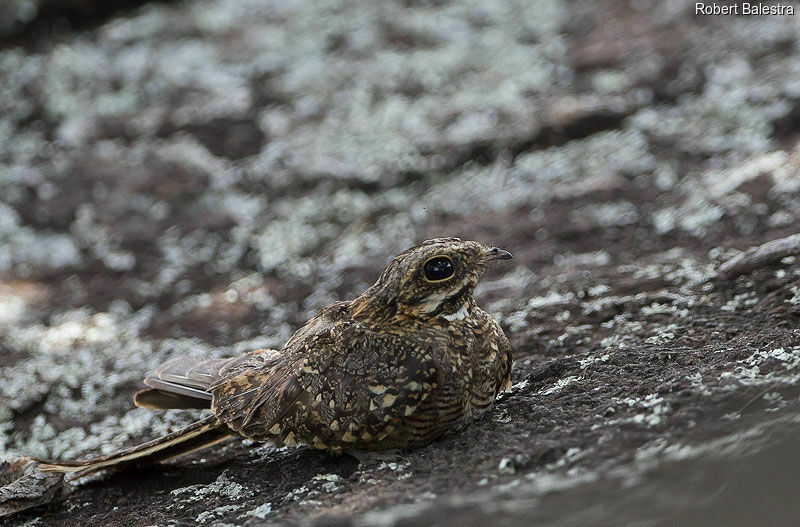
xmin=40 ymin=238 xmax=513 ymax=478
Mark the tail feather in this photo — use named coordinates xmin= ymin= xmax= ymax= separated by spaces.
xmin=37 ymin=416 xmax=232 ymax=479
xmin=134 ymin=388 xmax=212 ymax=410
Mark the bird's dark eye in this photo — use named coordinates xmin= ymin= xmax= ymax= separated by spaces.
xmin=423 ymin=256 xmax=454 ymax=282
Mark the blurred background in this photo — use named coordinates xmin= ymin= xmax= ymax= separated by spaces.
xmin=2 ymin=0 xmax=800 ymax=525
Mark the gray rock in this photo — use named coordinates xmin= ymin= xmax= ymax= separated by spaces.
xmin=2 ymin=0 xmax=800 ymax=525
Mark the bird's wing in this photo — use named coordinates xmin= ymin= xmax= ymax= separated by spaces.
xmin=210 ymin=320 xmax=438 ymax=450
xmin=134 ymin=349 xmax=281 ymax=410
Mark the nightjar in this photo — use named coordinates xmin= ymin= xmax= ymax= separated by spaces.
xmin=41 ymin=238 xmax=513 ymax=478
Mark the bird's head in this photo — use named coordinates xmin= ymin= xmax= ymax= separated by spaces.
xmin=352 ymin=238 xmax=512 ymax=322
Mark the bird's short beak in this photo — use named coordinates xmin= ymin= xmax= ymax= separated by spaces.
xmin=484 ymin=247 xmax=513 ymax=261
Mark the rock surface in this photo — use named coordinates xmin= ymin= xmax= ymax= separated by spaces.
xmin=2 ymin=0 xmax=800 ymax=525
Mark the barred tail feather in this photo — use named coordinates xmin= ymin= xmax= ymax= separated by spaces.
xmin=37 ymin=416 xmax=231 ymax=479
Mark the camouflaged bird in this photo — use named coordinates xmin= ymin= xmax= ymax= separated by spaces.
xmin=40 ymin=238 xmax=513 ymax=478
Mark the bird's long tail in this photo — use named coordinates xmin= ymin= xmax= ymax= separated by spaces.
xmin=36 ymin=416 xmax=232 ymax=480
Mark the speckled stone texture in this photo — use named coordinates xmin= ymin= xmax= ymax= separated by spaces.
xmin=2 ymin=0 xmax=800 ymax=525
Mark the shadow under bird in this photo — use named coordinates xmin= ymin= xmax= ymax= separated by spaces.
xmin=38 ymin=238 xmax=514 ymax=478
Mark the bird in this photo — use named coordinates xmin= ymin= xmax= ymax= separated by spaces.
xmin=38 ymin=238 xmax=513 ymax=479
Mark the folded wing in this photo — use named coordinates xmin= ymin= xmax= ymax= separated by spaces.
xmin=134 ymin=349 xmax=282 ymax=410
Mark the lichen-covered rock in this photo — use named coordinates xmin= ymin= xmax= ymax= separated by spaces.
xmin=2 ymin=0 xmax=800 ymax=525
xmin=0 ymin=457 xmax=70 ymax=518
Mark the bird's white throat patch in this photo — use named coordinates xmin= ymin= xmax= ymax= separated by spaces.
xmin=442 ymin=302 xmax=470 ymax=321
